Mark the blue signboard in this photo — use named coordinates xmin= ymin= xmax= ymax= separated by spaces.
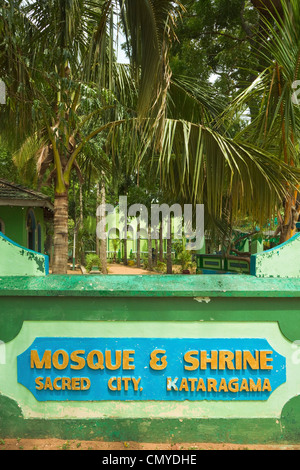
xmin=17 ymin=337 xmax=286 ymax=402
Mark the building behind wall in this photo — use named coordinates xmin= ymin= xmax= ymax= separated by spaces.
xmin=0 ymin=179 xmax=53 ymax=254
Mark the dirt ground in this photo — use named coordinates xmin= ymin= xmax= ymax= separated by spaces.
xmin=67 ymin=262 xmax=184 ymax=275
xmin=65 ymin=264 xmax=155 ymax=275
xmin=1 ymin=438 xmax=300 ymax=450
xmin=107 ymin=264 xmax=155 ymax=275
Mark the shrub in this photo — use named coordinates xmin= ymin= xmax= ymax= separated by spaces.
xmin=156 ymin=261 xmax=166 ymax=273
xmin=178 ymin=250 xmax=192 ymax=271
xmin=85 ymin=254 xmax=101 ymax=272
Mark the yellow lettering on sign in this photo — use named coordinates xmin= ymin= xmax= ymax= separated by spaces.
xmin=196 ymin=378 xmax=206 ymax=392
xmin=108 ymin=377 xmax=117 ymax=391
xmin=200 ymin=351 xmax=218 ymax=370
xmin=207 ymin=378 xmax=217 ymax=392
xmin=243 ymin=351 xmax=259 ymax=370
xmin=184 ymin=351 xmax=199 ymax=371
xmin=31 ymin=350 xmax=51 ymax=369
xmin=62 ymin=377 xmax=71 ymax=390
xmin=123 ymin=350 xmax=135 ymax=370
xmin=235 ymin=351 xmax=242 ymax=370
xmin=53 ymin=377 xmax=62 ymax=390
xmin=86 ymin=351 xmax=104 ymax=370
xmin=35 ymin=377 xmax=44 ymax=390
xmin=107 ymin=377 xmax=142 ymax=392
xmin=72 ymin=378 xmax=80 ymax=391
xmin=262 ymin=379 xmax=272 ymax=392
xmin=260 ymin=351 xmax=273 ymax=370
xmin=52 ymin=350 xmax=69 ymax=370
xmin=219 ymin=351 xmax=235 ymax=370
xmin=105 ymin=350 xmax=122 ymax=371
xmin=35 ymin=376 xmax=91 ymax=391
xmin=218 ymin=378 xmax=228 ymax=392
xmin=249 ymin=378 xmax=261 ymax=392
xmin=165 ymin=376 xmax=273 ymax=394
xmin=44 ymin=377 xmax=53 ymax=391
xmin=122 ymin=377 xmax=131 ymax=391
xmin=228 ymin=379 xmax=239 ymax=393
xmin=179 ymin=378 xmax=189 ymax=392
xmin=184 ymin=349 xmax=274 ymax=371
xmin=188 ymin=378 xmax=198 ymax=392
xmin=240 ymin=378 xmax=249 ymax=392
xmin=70 ymin=350 xmax=85 ymax=370
xmin=132 ymin=377 xmax=142 ymax=391
xmin=150 ymin=350 xmax=168 ymax=370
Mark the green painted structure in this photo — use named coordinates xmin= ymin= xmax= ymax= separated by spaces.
xmin=1 ymin=234 xmax=300 ymax=444
xmin=0 ymin=233 xmax=49 ymax=276
xmin=251 ymin=233 xmax=300 ymax=278
xmin=196 ymin=254 xmax=251 ymax=274
xmin=0 ymin=179 xmax=53 ymax=254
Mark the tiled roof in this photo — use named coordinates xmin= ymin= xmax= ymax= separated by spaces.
xmin=0 ymin=179 xmax=53 ymax=210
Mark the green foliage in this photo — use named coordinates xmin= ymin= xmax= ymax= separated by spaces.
xmin=173 ymin=239 xmax=193 ymax=271
xmin=142 ymin=256 xmax=149 ymax=269
xmin=178 ymin=249 xmax=193 ymax=271
xmin=170 ymin=0 xmax=260 ymax=100
xmin=155 ymin=261 xmax=166 ymax=273
xmin=85 ymin=254 xmax=101 ymax=272
xmin=0 ymin=143 xmax=18 ymax=181
xmin=2 ymin=0 xmax=300 ymax=262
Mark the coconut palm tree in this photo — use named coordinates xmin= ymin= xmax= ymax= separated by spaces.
xmin=0 ymin=0 xmax=182 ymax=273
xmin=219 ymin=0 xmax=300 ymax=243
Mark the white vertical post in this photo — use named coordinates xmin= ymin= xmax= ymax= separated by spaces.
xmin=0 ymin=81 xmax=6 ymax=105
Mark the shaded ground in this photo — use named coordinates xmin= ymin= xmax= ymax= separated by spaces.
xmin=107 ymin=264 xmax=155 ymax=275
xmin=67 ymin=263 xmax=183 ymax=275
xmin=64 ymin=263 xmax=157 ymax=275
xmin=0 ymin=439 xmax=299 ymax=450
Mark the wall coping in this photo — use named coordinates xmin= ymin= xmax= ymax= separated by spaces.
xmin=0 ymin=274 xmax=300 ymax=298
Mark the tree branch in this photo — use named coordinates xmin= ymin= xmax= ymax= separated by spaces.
xmin=64 ymin=118 xmax=127 ymax=182
xmin=187 ymin=30 xmax=250 ymax=42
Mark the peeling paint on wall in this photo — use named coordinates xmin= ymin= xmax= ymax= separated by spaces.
xmin=251 ymin=233 xmax=300 ymax=279
xmin=0 ymin=232 xmax=48 ymax=276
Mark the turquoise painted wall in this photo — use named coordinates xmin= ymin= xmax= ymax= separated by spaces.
xmin=1 ymin=275 xmax=300 ymax=443
xmin=0 ymin=232 xmax=49 ymax=276
xmin=0 ymin=206 xmax=46 ymax=253
xmin=1 ymin=234 xmax=300 ymax=444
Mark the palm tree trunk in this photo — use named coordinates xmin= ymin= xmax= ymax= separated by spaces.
xmin=99 ymin=179 xmax=108 ymax=275
xmin=280 ymin=191 xmax=299 ymax=243
xmin=148 ymin=225 xmax=152 ymax=271
xmin=123 ymin=237 xmax=128 ymax=265
xmin=154 ymin=239 xmax=158 ymax=267
xmin=159 ymin=223 xmax=164 ymax=262
xmin=166 ymin=219 xmax=172 ymax=274
xmin=52 ymin=192 xmax=69 ymax=274
xmin=79 ymin=183 xmax=85 ymax=265
xmin=96 ymin=184 xmax=100 ymax=257
xmin=136 ymin=225 xmax=141 ymax=268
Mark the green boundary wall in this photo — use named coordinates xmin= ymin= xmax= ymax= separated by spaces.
xmin=0 ymin=232 xmax=49 ymax=276
xmin=1 ymin=233 xmax=300 ymax=444
xmin=1 ymin=274 xmax=300 ymax=444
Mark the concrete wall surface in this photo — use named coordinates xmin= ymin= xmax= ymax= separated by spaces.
xmin=0 ymin=275 xmax=300 ymax=444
